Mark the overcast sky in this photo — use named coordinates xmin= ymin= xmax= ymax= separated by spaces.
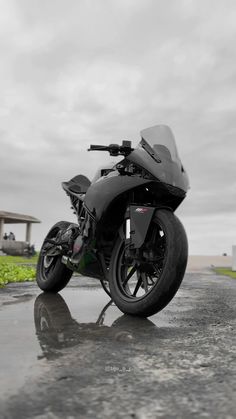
xmin=0 ymin=0 xmax=236 ymax=254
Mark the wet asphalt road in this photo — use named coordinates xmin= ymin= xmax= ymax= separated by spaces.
xmin=0 ymin=271 xmax=236 ymax=419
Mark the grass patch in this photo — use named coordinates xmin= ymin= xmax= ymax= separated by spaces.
xmin=214 ymin=267 xmax=236 ymax=279
xmin=0 ymin=254 xmax=38 ymax=265
xmin=0 ymin=254 xmax=38 ymax=287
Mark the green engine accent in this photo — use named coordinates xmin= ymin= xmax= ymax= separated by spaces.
xmin=78 ymin=251 xmax=96 ymax=271
xmin=77 ymin=242 xmax=103 ymax=279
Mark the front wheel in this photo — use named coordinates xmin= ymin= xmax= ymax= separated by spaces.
xmin=36 ymin=221 xmax=73 ymax=293
xmin=109 ymin=209 xmax=188 ymax=317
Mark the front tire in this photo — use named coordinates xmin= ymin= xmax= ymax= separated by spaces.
xmin=109 ymin=209 xmax=188 ymax=317
xmin=36 ymin=221 xmax=73 ymax=293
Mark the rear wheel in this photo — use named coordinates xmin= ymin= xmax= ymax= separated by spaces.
xmin=109 ymin=209 xmax=188 ymax=317
xmin=36 ymin=221 xmax=73 ymax=293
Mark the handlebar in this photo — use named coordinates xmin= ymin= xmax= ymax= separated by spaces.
xmin=88 ymin=145 xmax=109 ymax=151
xmin=88 ymin=140 xmax=133 ymax=157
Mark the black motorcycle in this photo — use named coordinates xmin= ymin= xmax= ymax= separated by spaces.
xmin=36 ymin=124 xmax=189 ymax=317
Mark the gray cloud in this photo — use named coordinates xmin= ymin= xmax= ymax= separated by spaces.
xmin=1 ymin=0 xmax=236 ymax=254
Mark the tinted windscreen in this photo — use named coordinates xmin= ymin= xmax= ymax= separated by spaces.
xmin=140 ymin=125 xmax=180 ymax=164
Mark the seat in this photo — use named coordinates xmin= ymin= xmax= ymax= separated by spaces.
xmin=62 ymin=174 xmax=91 ymax=195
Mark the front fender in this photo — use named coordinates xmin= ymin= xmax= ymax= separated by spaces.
xmin=127 ymin=205 xmax=174 ymax=249
xmin=129 ymin=205 xmax=156 ymax=249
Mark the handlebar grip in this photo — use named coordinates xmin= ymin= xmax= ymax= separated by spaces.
xmin=88 ymin=145 xmax=108 ymax=151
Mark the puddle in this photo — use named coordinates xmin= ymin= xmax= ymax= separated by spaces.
xmin=0 ymin=296 xmax=48 ymax=401
xmin=0 ymin=280 xmax=180 ymax=400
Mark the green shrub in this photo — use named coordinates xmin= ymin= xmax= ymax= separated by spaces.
xmin=0 ymin=263 xmax=36 ymax=286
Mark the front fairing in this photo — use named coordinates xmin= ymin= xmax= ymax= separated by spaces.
xmin=84 ymin=170 xmax=150 ymax=220
xmin=128 ymin=125 xmax=189 ymax=193
xmin=84 ymin=124 xmax=189 ymax=223
xmin=128 ymin=148 xmax=189 ymax=192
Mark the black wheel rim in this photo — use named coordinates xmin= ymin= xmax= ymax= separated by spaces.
xmin=116 ymin=219 xmax=167 ymax=301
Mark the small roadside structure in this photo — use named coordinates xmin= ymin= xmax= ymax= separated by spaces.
xmin=0 ymin=210 xmax=41 ymax=256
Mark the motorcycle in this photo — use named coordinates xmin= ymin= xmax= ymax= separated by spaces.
xmin=36 ymin=124 xmax=189 ymax=317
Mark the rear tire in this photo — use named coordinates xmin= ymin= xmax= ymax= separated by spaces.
xmin=109 ymin=209 xmax=188 ymax=317
xmin=36 ymin=221 xmax=73 ymax=293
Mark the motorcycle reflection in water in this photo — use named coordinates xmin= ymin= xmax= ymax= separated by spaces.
xmin=34 ymin=293 xmax=158 ymax=360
